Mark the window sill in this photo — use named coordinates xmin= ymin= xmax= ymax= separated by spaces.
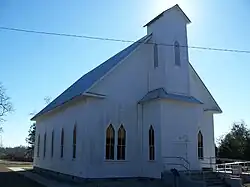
xmin=104 ymin=160 xmax=128 ymax=163
xmin=148 ymin=160 xmax=156 ymax=163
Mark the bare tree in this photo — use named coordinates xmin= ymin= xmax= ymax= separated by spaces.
xmin=28 ymin=96 xmax=51 ymax=117
xmin=29 ymin=110 xmax=36 ymax=116
xmin=0 ymin=83 xmax=13 ymax=123
xmin=44 ymin=96 xmax=51 ymax=105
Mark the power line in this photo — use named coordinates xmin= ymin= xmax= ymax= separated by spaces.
xmin=0 ymin=26 xmax=135 ymax=42
xmin=0 ymin=26 xmax=250 ymax=54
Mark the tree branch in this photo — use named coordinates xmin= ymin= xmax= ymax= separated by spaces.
xmin=0 ymin=83 xmax=13 ymax=123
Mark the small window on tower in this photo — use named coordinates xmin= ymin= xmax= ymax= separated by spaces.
xmin=154 ymin=44 xmax=158 ymax=68
xmin=174 ymin=41 xmax=181 ymax=66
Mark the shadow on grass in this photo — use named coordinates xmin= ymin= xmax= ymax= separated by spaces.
xmin=1 ymin=166 xmax=170 ymax=187
xmin=0 ymin=169 xmax=45 ymax=187
xmin=34 ymin=169 xmax=168 ymax=187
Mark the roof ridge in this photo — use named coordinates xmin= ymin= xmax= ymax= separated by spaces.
xmin=143 ymin=4 xmax=191 ymax=27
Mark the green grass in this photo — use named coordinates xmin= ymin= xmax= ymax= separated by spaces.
xmin=0 ymin=160 xmax=32 ymax=168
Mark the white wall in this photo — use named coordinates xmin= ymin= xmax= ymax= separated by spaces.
xmin=87 ymin=41 xmax=163 ymax=178
xmin=189 ymin=65 xmax=218 ymax=168
xmin=34 ymin=97 xmax=92 ymax=178
xmin=199 ymin=111 xmax=216 ymax=169
xmin=189 ymin=65 xmax=219 ymax=111
xmin=141 ymin=101 xmax=162 ymax=178
xmin=160 ymin=100 xmax=203 ymax=170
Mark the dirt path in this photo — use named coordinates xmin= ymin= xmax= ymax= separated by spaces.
xmin=0 ymin=164 xmax=45 ymax=187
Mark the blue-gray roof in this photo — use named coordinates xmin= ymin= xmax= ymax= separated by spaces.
xmin=139 ymin=88 xmax=203 ymax=104
xmin=32 ymin=34 xmax=152 ymax=120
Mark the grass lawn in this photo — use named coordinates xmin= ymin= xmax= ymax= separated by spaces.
xmin=0 ymin=160 xmax=32 ymax=167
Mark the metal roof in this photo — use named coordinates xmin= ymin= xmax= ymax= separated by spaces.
xmin=139 ymin=88 xmax=203 ymax=104
xmin=32 ymin=34 xmax=152 ymax=120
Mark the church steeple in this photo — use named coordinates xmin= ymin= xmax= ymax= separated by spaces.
xmin=144 ymin=4 xmax=191 ymax=29
xmin=147 ymin=4 xmax=191 ymax=95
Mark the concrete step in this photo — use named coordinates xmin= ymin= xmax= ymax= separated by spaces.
xmin=206 ymin=181 xmax=224 ymax=186
xmin=189 ymin=172 xmax=219 ymax=178
xmin=186 ymin=171 xmax=228 ymax=187
xmin=206 ymin=178 xmax=223 ymax=181
xmin=206 ymin=179 xmax=223 ymax=183
xmin=190 ymin=176 xmax=220 ymax=180
xmin=189 ymin=173 xmax=218 ymax=178
xmin=202 ymin=168 xmax=214 ymax=172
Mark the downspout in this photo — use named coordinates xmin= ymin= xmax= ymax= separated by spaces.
xmin=137 ymin=102 xmax=144 ymax=177
xmin=85 ymin=98 xmax=89 ymax=178
xmin=136 ymin=103 xmax=139 ymax=175
xmin=141 ymin=103 xmax=144 ymax=176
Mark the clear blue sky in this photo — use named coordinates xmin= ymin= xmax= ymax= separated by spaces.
xmin=0 ymin=0 xmax=250 ymax=147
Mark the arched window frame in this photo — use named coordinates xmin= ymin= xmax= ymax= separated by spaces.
xmin=60 ymin=128 xmax=64 ymax=158
xmin=43 ymin=132 xmax=47 ymax=158
xmin=72 ymin=124 xmax=77 ymax=159
xmin=105 ymin=124 xmax=115 ymax=160
xmin=149 ymin=125 xmax=155 ymax=160
xmin=198 ymin=131 xmax=204 ymax=160
xmin=117 ymin=125 xmax=126 ymax=160
xmin=154 ymin=44 xmax=159 ymax=68
xmin=51 ymin=130 xmax=54 ymax=157
xmin=37 ymin=134 xmax=40 ymax=157
xmin=174 ymin=41 xmax=181 ymax=66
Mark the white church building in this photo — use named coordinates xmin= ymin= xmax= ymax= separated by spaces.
xmin=32 ymin=5 xmax=222 ymax=179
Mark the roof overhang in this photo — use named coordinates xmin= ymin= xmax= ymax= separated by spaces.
xmin=83 ymin=92 xmax=106 ymax=98
xmin=143 ymin=4 xmax=191 ymax=27
xmin=204 ymin=108 xmax=222 ymax=114
xmin=138 ymin=88 xmax=203 ymax=105
xmin=31 ymin=92 xmax=106 ymax=121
